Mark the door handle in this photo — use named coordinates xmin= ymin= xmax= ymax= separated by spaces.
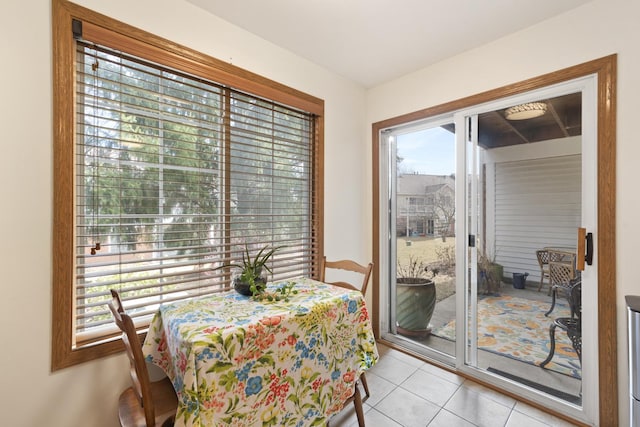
xmin=585 ymin=232 xmax=593 ymax=266
xmin=576 ymin=227 xmax=593 ymax=271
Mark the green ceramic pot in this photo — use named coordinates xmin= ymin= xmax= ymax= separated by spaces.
xmin=396 ymin=278 xmax=437 ymax=337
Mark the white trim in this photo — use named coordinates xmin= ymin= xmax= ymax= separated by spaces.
xmin=378 ymin=131 xmax=393 ymax=337
xmin=454 ymin=74 xmax=598 ymax=424
xmin=579 ymin=73 xmax=599 ymax=424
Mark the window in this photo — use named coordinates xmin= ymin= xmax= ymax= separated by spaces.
xmin=408 ymin=197 xmax=424 ymax=207
xmin=52 ymin=1 xmax=324 ymax=370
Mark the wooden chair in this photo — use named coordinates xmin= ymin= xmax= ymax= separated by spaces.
xmin=535 ymin=249 xmax=551 ymax=292
xmin=320 ymin=257 xmax=373 ymax=296
xmin=108 ymin=290 xmax=178 ymax=427
xmin=320 ymin=257 xmax=373 ymax=427
xmin=545 ymin=257 xmax=578 ymax=317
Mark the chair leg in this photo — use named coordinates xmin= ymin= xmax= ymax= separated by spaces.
xmin=540 ymin=323 xmax=557 ymax=367
xmin=545 ymin=288 xmax=557 ymax=317
xmin=352 ymin=384 xmax=365 ymax=427
xmin=360 ymin=373 xmax=370 ymax=400
xmin=538 ymin=273 xmax=544 ymax=291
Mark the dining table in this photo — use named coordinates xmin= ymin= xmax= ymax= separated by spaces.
xmin=142 ymin=277 xmax=379 ymax=427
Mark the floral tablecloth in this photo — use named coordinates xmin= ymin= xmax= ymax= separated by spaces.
xmin=142 ymin=277 xmax=378 ymax=427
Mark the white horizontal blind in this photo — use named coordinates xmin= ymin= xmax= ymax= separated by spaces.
xmin=75 ymin=42 xmax=315 ymax=342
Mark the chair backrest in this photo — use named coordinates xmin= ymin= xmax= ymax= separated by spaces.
xmin=548 ymin=249 xmax=576 ymax=264
xmin=108 ymin=290 xmax=156 ymax=427
xmin=320 ymin=257 xmax=373 ymax=296
xmin=549 ymin=260 xmax=575 ymax=285
xmin=536 ymin=249 xmax=549 ymax=267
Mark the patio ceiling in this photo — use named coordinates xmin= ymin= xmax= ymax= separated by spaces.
xmin=439 ymin=92 xmax=582 ymax=149
xmin=478 ymin=92 xmax=583 ymax=149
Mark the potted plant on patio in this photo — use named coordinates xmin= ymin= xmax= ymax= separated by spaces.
xmin=396 ymin=256 xmax=438 ymax=337
xmin=214 ymin=244 xmax=282 ymax=297
xmin=478 ymin=247 xmax=503 ymax=295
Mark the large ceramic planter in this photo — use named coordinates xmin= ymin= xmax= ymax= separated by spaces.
xmin=396 ymin=278 xmax=437 ymax=337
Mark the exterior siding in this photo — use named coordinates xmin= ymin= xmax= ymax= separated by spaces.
xmin=493 ymin=155 xmax=581 ymax=284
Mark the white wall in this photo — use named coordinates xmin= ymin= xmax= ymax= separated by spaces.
xmin=366 ymin=0 xmax=639 ymax=424
xmin=5 ymin=0 xmax=637 ymax=424
xmin=0 ymin=0 xmax=367 ymax=426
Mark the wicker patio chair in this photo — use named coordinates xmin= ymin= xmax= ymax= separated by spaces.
xmin=548 ymin=249 xmax=576 ymax=264
xmin=545 ymin=258 xmax=579 ymax=317
xmin=536 ymin=249 xmax=551 ymax=293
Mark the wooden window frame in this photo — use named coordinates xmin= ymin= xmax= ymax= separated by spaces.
xmin=52 ymin=0 xmax=324 ymax=370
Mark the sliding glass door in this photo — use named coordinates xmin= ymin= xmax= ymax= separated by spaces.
xmin=378 ymin=76 xmax=599 ymax=424
xmin=458 ymin=83 xmax=594 ymax=415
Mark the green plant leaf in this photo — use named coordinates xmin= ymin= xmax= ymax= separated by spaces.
xmin=207 ymin=361 xmax=233 ymax=373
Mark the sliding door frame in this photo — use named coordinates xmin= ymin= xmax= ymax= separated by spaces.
xmin=371 ymin=55 xmax=617 ymax=426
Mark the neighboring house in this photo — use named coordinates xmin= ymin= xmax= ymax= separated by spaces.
xmin=396 ymin=173 xmax=455 ymax=238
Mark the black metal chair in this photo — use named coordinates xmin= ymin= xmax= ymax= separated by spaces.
xmin=540 ymin=281 xmax=581 ymax=369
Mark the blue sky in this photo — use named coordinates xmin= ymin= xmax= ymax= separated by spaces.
xmin=396 ymin=126 xmax=456 ymax=175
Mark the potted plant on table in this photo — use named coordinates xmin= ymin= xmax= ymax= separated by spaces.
xmin=396 ymin=256 xmax=438 ymax=337
xmin=215 ymin=245 xmax=282 ymax=297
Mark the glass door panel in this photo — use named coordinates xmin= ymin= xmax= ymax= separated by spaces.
xmin=462 ymin=92 xmax=585 ymax=408
xmin=385 ymin=119 xmax=458 ymax=361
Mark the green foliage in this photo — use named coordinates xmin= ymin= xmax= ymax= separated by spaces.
xmin=81 ymin=48 xmax=309 ymax=258
xmin=258 ymin=281 xmax=299 ymax=302
xmin=217 ymin=369 xmax=237 ymax=392
xmin=78 ymin=47 xmax=314 ymax=336
xmin=214 ymin=244 xmax=283 ymax=296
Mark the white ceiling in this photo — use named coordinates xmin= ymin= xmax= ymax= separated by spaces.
xmin=186 ymin=0 xmax=592 ymax=88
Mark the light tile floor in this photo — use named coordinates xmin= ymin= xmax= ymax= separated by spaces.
xmin=329 ymin=343 xmax=579 ymax=427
